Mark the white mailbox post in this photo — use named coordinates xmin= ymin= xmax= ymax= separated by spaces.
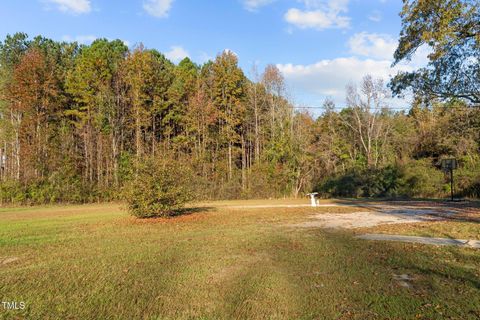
xmin=307 ymin=192 xmax=318 ymax=207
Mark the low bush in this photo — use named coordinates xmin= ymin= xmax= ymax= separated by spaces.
xmin=123 ymin=157 xmax=195 ymax=218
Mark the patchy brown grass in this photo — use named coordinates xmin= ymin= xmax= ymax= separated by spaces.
xmin=1 ymin=200 xmax=480 ymax=319
xmin=358 ymin=220 xmax=480 ymax=240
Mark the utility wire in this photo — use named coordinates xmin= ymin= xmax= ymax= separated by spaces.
xmin=293 ymin=105 xmax=475 ymax=111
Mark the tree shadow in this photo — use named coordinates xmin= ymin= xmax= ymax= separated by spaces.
xmin=257 ymin=227 xmax=480 ymax=318
xmin=171 ymin=206 xmax=216 ymax=217
xmin=131 ymin=206 xmax=217 ymax=222
xmin=321 ymin=231 xmax=480 ymax=314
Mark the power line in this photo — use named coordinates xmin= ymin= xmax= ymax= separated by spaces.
xmin=293 ymin=105 xmax=475 ymax=111
xmin=294 ymin=106 xmax=408 ymax=110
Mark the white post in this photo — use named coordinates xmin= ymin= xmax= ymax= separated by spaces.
xmin=307 ymin=193 xmax=318 ymax=207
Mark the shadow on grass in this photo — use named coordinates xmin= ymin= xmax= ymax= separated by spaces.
xmin=172 ymin=206 xmax=216 ymax=216
xmin=318 ymin=230 xmax=480 ymax=318
xmin=131 ymin=206 xmax=217 ymax=222
xmin=348 ymin=229 xmax=480 ymax=289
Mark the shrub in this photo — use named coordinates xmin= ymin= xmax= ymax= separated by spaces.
xmin=397 ymin=159 xmax=446 ymax=198
xmin=317 ymin=161 xmax=446 ymax=199
xmin=320 ymin=169 xmax=363 ymax=197
xmin=0 ymin=180 xmax=25 ymax=205
xmin=362 ymin=166 xmax=402 ymax=197
xmin=123 ymin=157 xmax=195 ymax=218
xmin=241 ymin=163 xmax=285 ymax=199
xmin=455 ymin=158 xmax=480 ymax=198
xmin=318 ymin=166 xmax=401 ymax=198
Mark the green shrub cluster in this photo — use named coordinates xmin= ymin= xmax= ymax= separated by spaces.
xmin=0 ymin=173 xmax=108 ymax=205
xmin=123 ymin=157 xmax=195 ymax=218
xmin=455 ymin=159 xmax=480 ymax=198
xmin=318 ymin=160 xmax=448 ymax=199
xmin=0 ymin=157 xmax=477 ymax=206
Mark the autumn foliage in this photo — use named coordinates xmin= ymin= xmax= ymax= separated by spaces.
xmin=0 ymin=33 xmax=479 ymax=205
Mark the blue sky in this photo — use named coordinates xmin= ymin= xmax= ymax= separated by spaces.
xmin=1 ymin=0 xmax=424 ymax=110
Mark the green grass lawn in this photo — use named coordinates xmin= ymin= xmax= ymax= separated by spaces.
xmin=1 ymin=202 xmax=480 ymax=319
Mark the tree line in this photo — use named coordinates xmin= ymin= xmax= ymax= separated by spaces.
xmin=0 ymin=32 xmax=478 ymax=204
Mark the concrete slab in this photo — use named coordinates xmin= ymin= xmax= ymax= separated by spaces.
xmin=356 ymin=234 xmax=480 ymax=249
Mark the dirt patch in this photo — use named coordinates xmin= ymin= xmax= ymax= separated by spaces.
xmin=227 ymin=204 xmax=353 ymax=209
xmin=290 ymin=210 xmax=443 ymax=229
xmin=393 ymin=273 xmax=415 ymax=288
xmin=362 ymin=201 xmax=480 ymax=222
xmin=286 ymin=201 xmax=478 ymax=229
xmin=229 ymin=204 xmax=312 ymax=208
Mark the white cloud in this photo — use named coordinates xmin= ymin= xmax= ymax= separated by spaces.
xmin=348 ymin=32 xmax=397 ymax=60
xmin=143 ymin=0 xmax=174 ymax=18
xmin=396 ymin=44 xmax=432 ymax=68
xmin=165 ymin=46 xmax=189 ymax=63
xmin=323 ymin=0 xmax=349 ymax=12
xmin=44 ymin=0 xmax=91 ymax=14
xmin=61 ymin=34 xmax=97 ymax=44
xmin=276 ymin=40 xmax=431 ymax=109
xmin=198 ymin=51 xmax=213 ymax=63
xmin=284 ymin=0 xmax=350 ymax=31
xmin=368 ymin=10 xmax=382 ymax=22
xmin=243 ymin=0 xmax=276 ymax=11
xmin=276 ymin=20 xmax=432 ymax=110
xmin=277 ymin=57 xmax=399 ymax=102
xmin=284 ymin=8 xmax=349 ymax=30
xmin=61 ymin=35 xmax=130 ymax=47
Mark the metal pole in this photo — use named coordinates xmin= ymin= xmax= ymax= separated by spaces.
xmin=450 ymin=168 xmax=454 ymax=201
